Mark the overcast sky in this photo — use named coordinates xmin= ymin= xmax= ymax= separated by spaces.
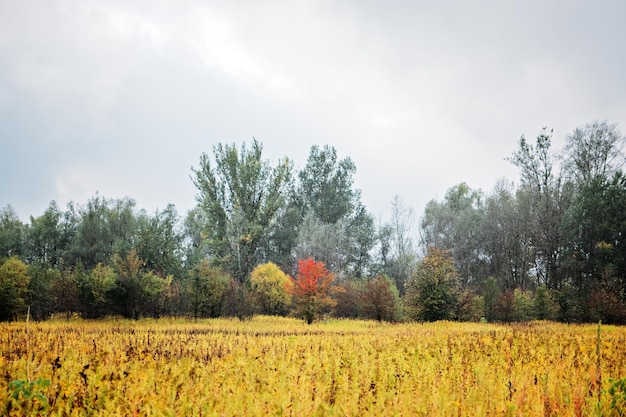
xmin=2 ymin=1 xmax=625 ymax=224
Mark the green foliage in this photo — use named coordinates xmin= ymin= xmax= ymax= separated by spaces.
xmin=405 ymin=247 xmax=460 ymax=321
xmin=606 ymin=377 xmax=626 ymax=416
xmin=0 ymin=205 xmax=24 ymax=260
xmin=111 ymin=250 xmax=172 ymax=319
xmin=79 ymin=263 xmax=117 ymax=318
xmin=0 ymin=257 xmax=30 ymax=321
xmin=26 ymin=264 xmax=58 ymax=320
xmin=482 ymin=276 xmax=499 ymax=322
xmin=561 ymin=172 xmax=626 ymax=316
xmin=297 ymin=144 xmax=357 ymax=224
xmin=512 ymin=288 xmax=533 ymax=322
xmin=49 ymin=265 xmax=81 ymax=320
xmin=420 ymin=183 xmax=486 ymax=288
xmin=533 ymin=285 xmax=558 ymax=320
xmin=69 ymin=196 xmax=136 ymax=270
xmin=192 ymin=139 xmax=292 ymax=282
xmin=3 ymin=130 xmax=626 ymax=324
xmin=134 ymin=204 xmax=183 ymax=278
xmin=190 ymin=260 xmax=230 ymax=319
xmin=4 ymin=378 xmax=50 ymax=415
xmin=249 ymin=262 xmax=291 ymax=316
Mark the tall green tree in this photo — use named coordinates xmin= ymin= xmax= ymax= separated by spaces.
xmin=79 ymin=263 xmax=116 ymax=318
xmin=508 ymin=129 xmax=572 ymax=289
xmin=297 ymin=145 xmax=357 ymax=224
xmin=293 ymin=212 xmax=347 ymax=274
xmin=27 ymin=201 xmax=77 ymax=267
xmin=420 ymin=183 xmax=486 ymax=288
xmin=561 ymin=172 xmax=626 ymax=321
xmin=69 ymin=196 xmax=136 ymax=270
xmin=563 ymin=120 xmax=625 ymax=186
xmin=482 ymin=181 xmax=534 ymax=291
xmin=0 ymin=205 xmax=25 ymax=260
xmin=135 ymin=204 xmax=183 ymax=278
xmin=345 ymin=203 xmax=376 ymax=279
xmin=192 ymin=139 xmax=292 ymax=282
xmin=292 ymin=145 xmax=373 ymax=277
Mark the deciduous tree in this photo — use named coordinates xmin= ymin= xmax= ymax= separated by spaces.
xmin=361 ymin=275 xmax=402 ymax=322
xmin=189 ymin=259 xmax=230 ymax=319
xmin=405 ymin=247 xmax=460 ymax=321
xmin=250 ymin=262 xmax=291 ymax=316
xmin=563 ymin=120 xmax=625 ymax=186
xmin=291 ymin=258 xmax=335 ymax=324
xmin=192 ymin=139 xmax=291 ymax=282
xmin=0 ymin=257 xmax=30 ymax=321
xmin=0 ymin=205 xmax=24 ymax=260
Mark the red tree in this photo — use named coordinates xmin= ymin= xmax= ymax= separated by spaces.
xmin=291 ymin=258 xmax=335 ymax=324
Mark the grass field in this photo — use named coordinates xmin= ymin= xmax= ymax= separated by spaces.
xmin=2 ymin=317 xmax=626 ymax=416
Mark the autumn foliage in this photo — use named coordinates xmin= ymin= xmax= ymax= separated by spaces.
xmin=291 ymin=258 xmax=335 ymax=324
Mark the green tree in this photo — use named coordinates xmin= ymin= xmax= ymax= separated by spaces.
xmin=563 ymin=120 xmax=625 ymax=186
xmin=561 ymin=172 xmax=626 ymax=320
xmin=192 ymin=139 xmax=292 ymax=282
xmin=482 ymin=276 xmax=499 ymax=322
xmin=250 ymin=262 xmax=291 ymax=316
xmin=189 ymin=259 xmax=230 ymax=319
xmin=49 ymin=264 xmax=81 ymax=320
xmin=69 ymin=195 xmax=136 ymax=270
xmin=482 ymin=181 xmax=534 ymax=291
xmin=297 ymin=145 xmax=357 ymax=224
xmin=420 ymin=183 xmax=486 ymax=288
xmin=79 ymin=263 xmax=117 ymax=318
xmin=508 ymin=129 xmax=572 ymax=289
xmin=293 ymin=212 xmax=347 ymax=274
xmin=26 ymin=264 xmax=57 ymax=320
xmin=134 ymin=204 xmax=183 ymax=278
xmin=110 ymin=249 xmax=171 ymax=319
xmin=182 ymin=206 xmax=211 ymax=269
xmin=25 ymin=201 xmax=66 ymax=268
xmin=512 ymin=288 xmax=533 ymax=321
xmin=533 ymin=285 xmax=557 ymax=320
xmin=345 ymin=204 xmax=376 ymax=279
xmin=0 ymin=205 xmax=25 ymax=260
xmin=405 ymin=247 xmax=460 ymax=321
xmin=0 ymin=257 xmax=30 ymax=320
xmin=292 ymin=145 xmax=373 ymax=277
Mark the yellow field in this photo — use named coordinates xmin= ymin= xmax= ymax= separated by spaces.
xmin=2 ymin=317 xmax=626 ymax=416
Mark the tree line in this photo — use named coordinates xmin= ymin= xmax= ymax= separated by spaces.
xmin=1 ymin=121 xmax=625 ymax=323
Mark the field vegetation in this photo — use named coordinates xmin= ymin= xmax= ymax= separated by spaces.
xmin=2 ymin=317 xmax=626 ymax=416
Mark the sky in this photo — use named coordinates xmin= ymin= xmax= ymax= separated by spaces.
xmin=2 ymin=0 xmax=626 ymax=225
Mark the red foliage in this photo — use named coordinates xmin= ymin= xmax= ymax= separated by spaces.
xmin=291 ymin=258 xmax=334 ymax=297
xmin=290 ymin=258 xmax=335 ymax=324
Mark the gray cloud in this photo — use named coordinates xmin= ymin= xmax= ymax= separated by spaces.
xmin=1 ymin=0 xmax=625 ymax=223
